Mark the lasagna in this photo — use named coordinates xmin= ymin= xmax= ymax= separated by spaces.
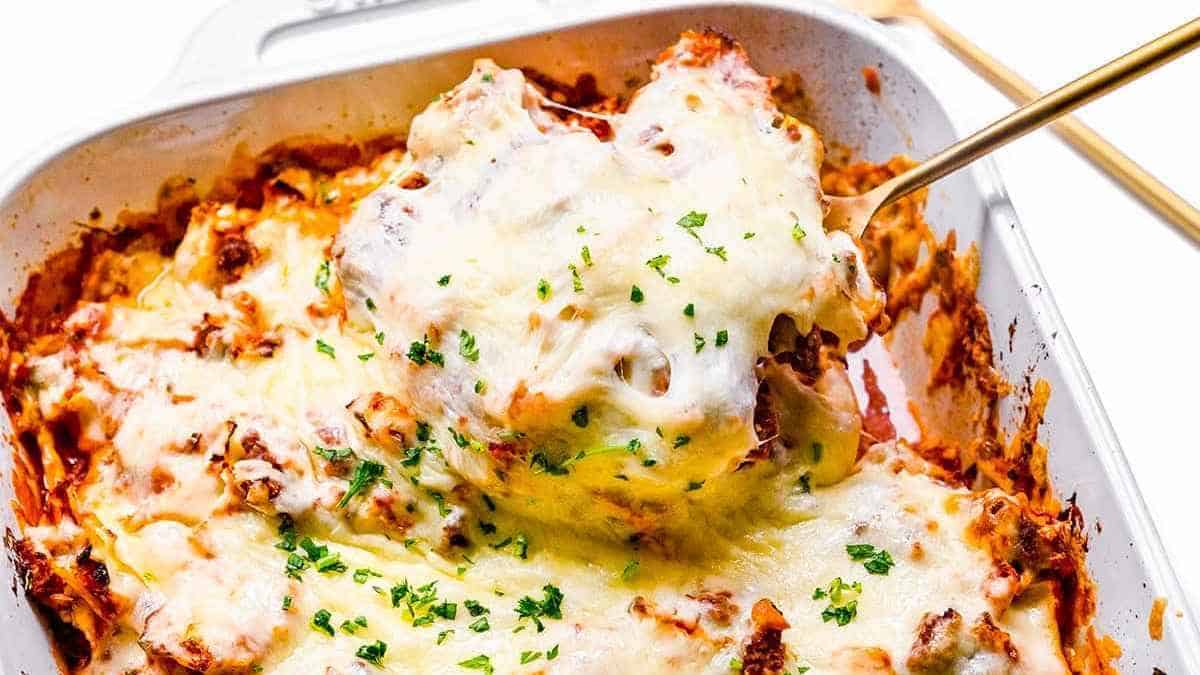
xmin=2 ymin=32 xmax=1107 ymax=674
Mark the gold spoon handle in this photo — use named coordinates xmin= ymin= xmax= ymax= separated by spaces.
xmin=911 ymin=6 xmax=1200 ymax=243
xmin=877 ymin=17 xmax=1200 ymax=220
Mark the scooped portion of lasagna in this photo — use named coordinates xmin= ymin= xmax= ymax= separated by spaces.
xmin=335 ymin=33 xmax=881 ymax=542
xmin=4 ymin=31 xmax=1100 ymax=675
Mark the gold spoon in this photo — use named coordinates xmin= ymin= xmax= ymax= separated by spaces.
xmin=826 ymin=16 xmax=1200 ymax=237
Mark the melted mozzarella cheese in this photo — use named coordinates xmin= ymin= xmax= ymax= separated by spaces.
xmin=336 ymin=41 xmax=880 ymax=541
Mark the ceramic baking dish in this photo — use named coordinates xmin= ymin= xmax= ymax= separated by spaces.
xmin=1 ymin=1 xmax=1196 ymax=672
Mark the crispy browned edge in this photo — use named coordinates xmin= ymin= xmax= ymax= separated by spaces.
xmin=0 ymin=31 xmax=1111 ymax=673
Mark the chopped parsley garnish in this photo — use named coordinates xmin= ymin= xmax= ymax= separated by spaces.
xmin=514 ymin=584 xmax=564 ymax=632
xmin=683 ymin=302 xmax=695 ymax=317
xmin=353 ymin=568 xmax=382 ymax=584
xmin=315 ymin=260 xmax=332 ymax=295
xmin=513 ymin=533 xmax=529 ymax=559
xmin=356 ymin=639 xmax=387 ymax=666
xmin=822 ymin=601 xmax=858 ymax=626
xmin=311 ymin=609 xmax=335 ymax=636
xmin=792 ymin=223 xmax=807 ymax=243
xmin=530 ymin=452 xmax=569 ymax=476
xmin=832 ymin=253 xmax=841 ymax=263
xmin=481 ymin=73 xmax=494 ymax=83
xmin=673 ymin=435 xmax=691 ymax=448
xmin=571 ymin=405 xmax=589 ymax=428
xmin=412 ymin=614 xmax=435 ymax=627
xmin=337 ymin=459 xmax=387 ymax=508
xmin=282 ymin=595 xmax=293 ymax=610
xmin=437 ymin=274 xmax=452 ymax=286
xmin=437 ymin=629 xmax=454 ymax=645
xmin=299 ymin=537 xmax=328 ymax=561
xmin=685 ymin=480 xmax=705 ymax=491
xmin=811 ymin=441 xmax=823 ymax=463
xmin=374 ymin=331 xmax=386 ymax=345
xmin=464 ymin=599 xmax=489 ymax=617
xmin=276 ymin=515 xmax=298 ymax=551
xmin=285 ymin=553 xmax=308 ymax=579
xmin=536 ymin=278 xmax=552 ymax=301
xmin=576 ymin=225 xmax=586 ymax=234
xmin=416 ymin=422 xmax=432 ymax=442
xmin=366 ymin=297 xmax=377 ymax=311
xmin=358 ymin=352 xmax=375 ymax=361
xmin=458 ymin=654 xmax=494 ymax=674
xmin=621 ymin=559 xmax=639 ymax=581
xmin=846 ymin=544 xmax=896 ymax=575
xmin=340 ymin=615 xmax=368 ymax=634
xmin=469 ymin=615 xmax=490 ymax=632
xmin=715 ymin=329 xmax=729 ymax=347
xmin=814 ymin=577 xmax=861 ymax=627
xmin=743 ymin=231 xmax=756 ymax=239
xmin=705 ymin=245 xmax=728 ymax=261
xmin=474 ymin=379 xmax=487 ymax=394
xmin=407 ymin=335 xmax=445 ymax=367
xmin=400 ymin=446 xmax=423 ymax=467
xmin=646 ymin=254 xmax=672 ymax=278
xmin=548 ymin=644 xmax=560 ymax=660
xmin=390 ymin=582 xmax=409 ymax=608
xmin=581 ymin=246 xmax=593 ymax=267
xmin=459 ymin=330 xmax=480 ymax=362
xmin=677 ymin=211 xmax=707 ymax=229
xmin=630 ymin=285 xmax=644 ymax=303
xmin=316 ymin=338 xmax=336 ymax=359
xmin=315 ymin=552 xmax=348 ymax=574
xmin=479 ymin=520 xmax=497 ymax=535
xmin=521 ymin=651 xmax=543 ymax=664
xmin=447 ymin=427 xmax=483 ymax=452
xmin=694 ymin=333 xmax=706 ymax=352
xmin=314 ymin=445 xmax=354 ymax=463
xmin=730 ymin=658 xmax=744 ymax=671
xmin=431 ymin=601 xmax=458 ymax=620
xmin=569 ymin=264 xmax=584 ymax=292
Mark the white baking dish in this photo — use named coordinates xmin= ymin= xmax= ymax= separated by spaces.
xmin=1 ymin=1 xmax=1196 ymax=672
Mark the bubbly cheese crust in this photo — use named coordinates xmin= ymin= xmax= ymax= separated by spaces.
xmin=5 ymin=32 xmax=1083 ymax=675
xmin=335 ymin=39 xmax=880 ymax=540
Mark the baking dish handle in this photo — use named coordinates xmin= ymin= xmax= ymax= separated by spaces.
xmin=160 ymin=0 xmax=558 ymax=94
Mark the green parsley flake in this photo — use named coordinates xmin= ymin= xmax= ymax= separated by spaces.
xmin=358 ymin=352 xmax=374 ymax=362
xmin=520 ymin=651 xmax=543 ymax=664
xmin=798 ymin=472 xmax=812 ymax=494
xmin=743 ymin=232 xmax=756 ymax=239
xmin=646 ymin=254 xmax=672 ymax=279
xmin=536 ymin=278 xmax=552 ymax=301
xmin=438 ymin=274 xmax=452 ymax=286
xmin=673 ymin=435 xmax=691 ymax=448
xmin=474 ymin=379 xmax=487 ymax=395
xmin=311 ymin=609 xmax=335 ymax=636
xmin=366 ymin=297 xmax=377 ymax=312
xmin=572 ymin=405 xmax=589 ymax=428
xmin=464 ymin=599 xmax=489 ymax=617
xmin=814 ymin=577 xmax=862 ymax=627
xmin=285 ymin=553 xmax=308 ymax=579
xmin=316 ymin=338 xmax=336 ymax=359
xmin=459 ymin=330 xmax=480 ymax=361
xmin=686 ymin=480 xmax=705 ymax=492
xmin=374 ymin=331 xmax=386 ymax=345
xmin=514 ymin=584 xmax=564 ymax=632
xmin=621 ymin=559 xmax=639 ymax=581
xmin=458 ymin=655 xmax=494 ymax=674
xmin=715 ymin=329 xmax=729 ymax=347
xmin=730 ymin=657 xmax=744 ymax=671
xmin=581 ymin=246 xmax=593 ymax=267
xmin=315 ymin=260 xmax=332 ymax=295
xmin=356 ymin=640 xmax=388 ymax=666
xmin=469 ymin=615 xmax=490 ymax=632
xmin=437 ymin=629 xmax=454 ymax=645
xmin=677 ymin=211 xmax=708 ymax=229
xmin=846 ymin=543 xmax=896 ymax=575
xmin=630 ymin=285 xmax=644 ymax=303
xmin=431 ymin=601 xmax=458 ymax=620
xmin=282 ymin=595 xmax=293 ymax=610
xmin=569 ymin=263 xmax=584 ymax=292
xmin=337 ymin=459 xmax=387 ymax=508
xmin=822 ymin=600 xmax=858 ymax=626
xmin=314 ymin=446 xmax=354 ymax=463
xmin=548 ymin=645 xmax=560 ymax=660
xmin=694 ymin=333 xmax=706 ymax=352
xmin=481 ymin=73 xmax=494 ymax=83
xmin=683 ymin=302 xmax=695 ymax=317
xmin=792 ymin=223 xmax=807 ymax=243
xmin=811 ymin=441 xmax=823 ymax=463
xmin=407 ymin=335 xmax=445 ymax=367
xmin=705 ymin=245 xmax=728 ymax=261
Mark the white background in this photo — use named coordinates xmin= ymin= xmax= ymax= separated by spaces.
xmin=1 ymin=0 xmax=1197 ymax=608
